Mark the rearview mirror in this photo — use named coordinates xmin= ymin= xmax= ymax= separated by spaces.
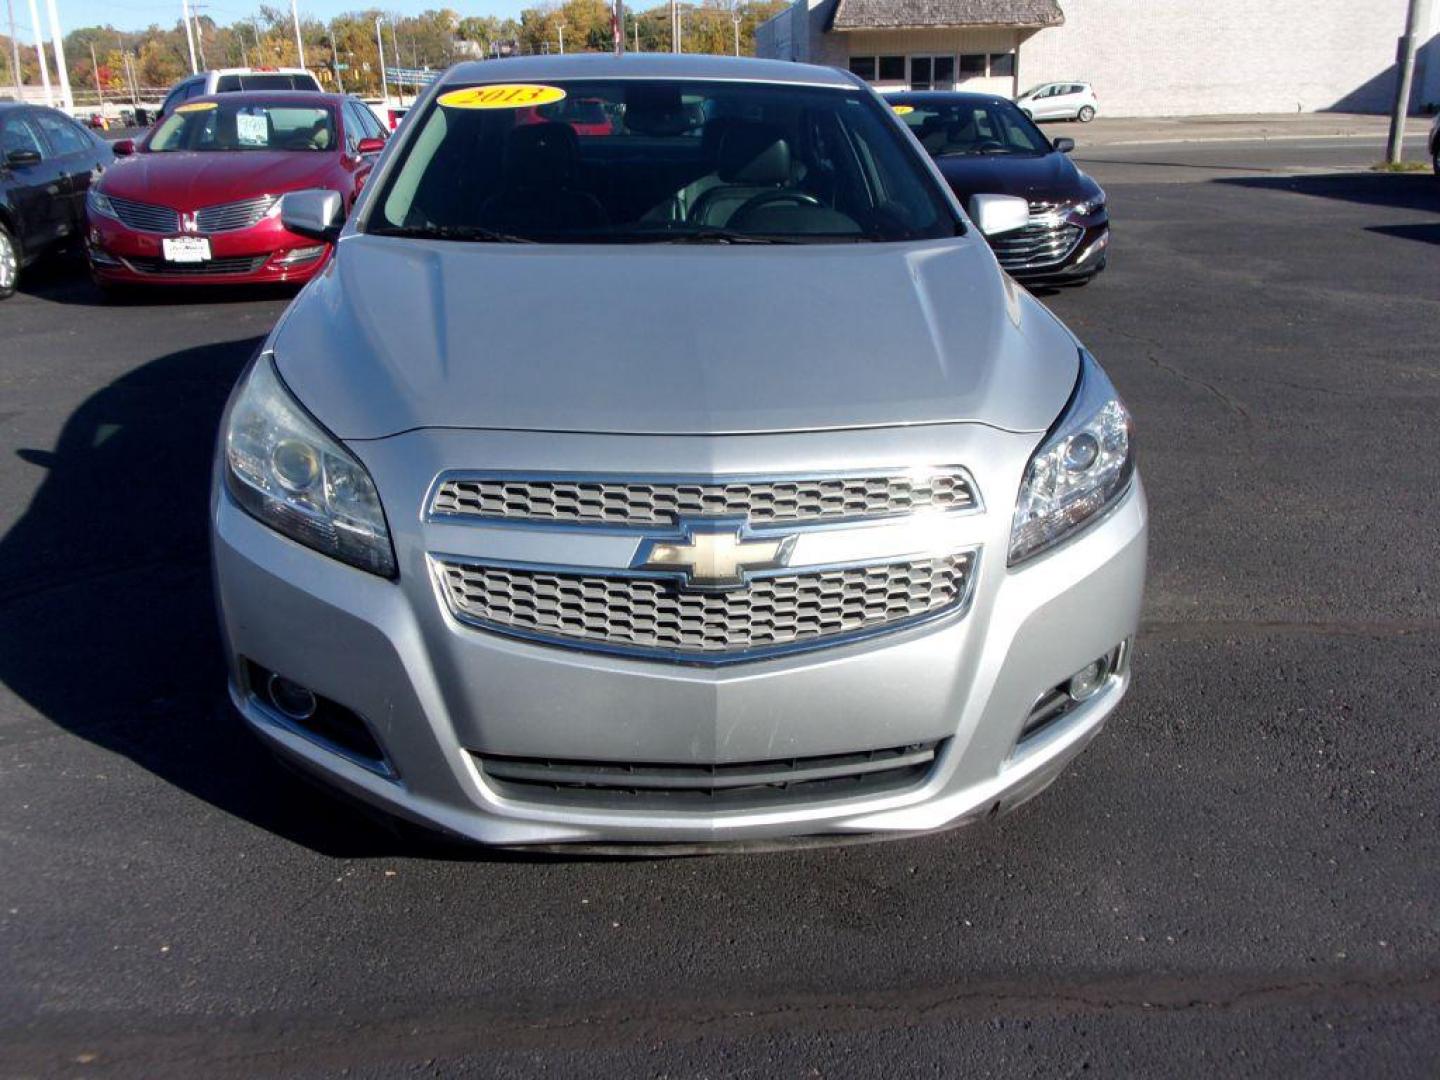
xmin=966 ymin=194 xmax=1030 ymax=238
xmin=280 ymin=189 xmax=345 ymax=243
xmin=1052 ymin=137 xmax=1075 ymax=154
xmin=356 ymin=136 xmax=386 ymax=156
xmin=112 ymin=139 xmax=136 ymax=156
xmin=5 ymin=148 xmax=40 ymax=168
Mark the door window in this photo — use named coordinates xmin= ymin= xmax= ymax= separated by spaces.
xmin=910 ymin=57 xmax=932 ymax=91
xmin=1 ymin=115 xmax=45 ymax=158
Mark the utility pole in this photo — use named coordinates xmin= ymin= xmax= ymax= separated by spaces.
xmin=181 ymin=0 xmax=197 ymax=73
xmin=289 ymin=0 xmax=304 ymax=68
xmin=732 ymin=2 xmax=741 ymax=56
xmin=89 ymin=41 xmax=103 ymax=117
xmin=557 ymin=21 xmax=564 ymax=53
xmin=6 ymin=0 xmax=23 ymax=100
xmin=374 ymin=16 xmax=386 ymax=104
xmin=634 ymin=17 xmax=639 ymax=52
xmin=670 ymin=0 xmax=678 ymax=53
xmin=26 ymin=0 xmax=51 ymax=105
xmin=43 ymin=0 xmax=68 ymax=110
xmin=1386 ymin=0 xmax=1423 ymax=164
xmin=123 ymin=49 xmax=139 ymax=106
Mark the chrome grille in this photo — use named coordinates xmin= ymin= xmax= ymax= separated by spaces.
xmin=436 ymin=553 xmax=976 ymax=662
xmin=431 ymin=470 xmax=978 ymax=527
xmin=196 ymin=194 xmax=278 ymax=233
xmin=123 ymin=254 xmax=269 ymax=276
xmin=475 ymin=741 xmax=943 ymax=810
xmin=991 ymin=204 xmax=1083 ymax=272
xmin=106 ymin=194 xmax=180 ymax=234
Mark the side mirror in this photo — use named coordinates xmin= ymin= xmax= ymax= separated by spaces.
xmin=1052 ymin=137 xmax=1075 ymax=154
xmin=6 ymin=148 xmax=41 ymax=168
xmin=356 ymin=136 xmax=386 ymax=156
xmin=280 ymin=189 xmax=345 ymax=243
xmin=966 ymin=193 xmax=1030 ymax=238
xmin=112 ymin=139 xmax=136 ymax=157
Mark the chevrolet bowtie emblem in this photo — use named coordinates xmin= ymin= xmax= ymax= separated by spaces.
xmin=633 ymin=520 xmax=796 ymax=592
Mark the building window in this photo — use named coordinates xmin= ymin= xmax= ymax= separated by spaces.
xmin=989 ymin=52 xmax=1015 ymax=77
xmin=878 ymin=55 xmax=905 ymax=81
xmin=849 ymin=56 xmax=876 ymax=81
xmin=909 ymin=55 xmax=957 ymax=91
xmin=959 ymin=54 xmax=987 ymax=79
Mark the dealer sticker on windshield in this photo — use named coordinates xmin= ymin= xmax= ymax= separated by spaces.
xmin=437 ymin=84 xmax=567 ymax=110
xmin=891 ymin=105 xmax=914 ymax=115
xmin=176 ymin=101 xmax=217 ymax=113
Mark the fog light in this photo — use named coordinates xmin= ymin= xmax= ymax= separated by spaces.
xmin=267 ymin=674 xmax=317 ymax=721
xmin=1067 ymin=657 xmax=1110 ymax=701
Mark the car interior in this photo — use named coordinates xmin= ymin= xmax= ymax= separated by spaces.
xmin=378 ymin=81 xmax=954 ymax=242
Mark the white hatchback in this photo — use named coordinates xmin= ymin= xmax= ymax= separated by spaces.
xmin=1016 ymin=82 xmax=1099 ymax=123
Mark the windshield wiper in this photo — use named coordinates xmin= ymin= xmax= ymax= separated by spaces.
xmin=368 ymin=224 xmax=536 ymax=244
xmin=654 ymin=229 xmax=802 ymax=245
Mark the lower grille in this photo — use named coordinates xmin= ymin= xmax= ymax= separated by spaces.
xmin=436 ymin=552 xmax=976 ymax=662
xmin=123 ymin=255 xmax=269 ymax=276
xmin=476 ymin=741 xmax=942 ymax=810
xmin=990 ymin=213 xmax=1083 ymax=272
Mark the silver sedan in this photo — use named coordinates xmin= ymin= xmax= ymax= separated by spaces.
xmin=211 ymin=54 xmax=1147 ymax=847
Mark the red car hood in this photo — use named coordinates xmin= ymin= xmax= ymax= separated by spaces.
xmin=100 ymin=151 xmax=337 ymax=208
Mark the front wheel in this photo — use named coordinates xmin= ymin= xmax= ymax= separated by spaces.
xmin=0 ymin=224 xmax=18 ymax=300
xmin=1077 ymin=106 xmax=1096 ymax=123
xmin=1432 ymin=143 xmax=1440 ymax=175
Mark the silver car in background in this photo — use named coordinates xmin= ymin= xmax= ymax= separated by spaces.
xmin=212 ymin=54 xmax=1147 ymax=847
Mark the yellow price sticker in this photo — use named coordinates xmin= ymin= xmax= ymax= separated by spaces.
xmin=437 ymin=84 xmax=567 ymax=110
xmin=891 ymin=105 xmax=915 ymax=115
xmin=176 ymin=101 xmax=218 ymax=113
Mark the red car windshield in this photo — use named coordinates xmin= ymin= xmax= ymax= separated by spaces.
xmin=148 ymin=102 xmax=337 ymax=153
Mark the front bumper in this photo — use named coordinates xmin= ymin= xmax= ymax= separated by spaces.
xmin=212 ymin=425 xmax=1147 ymax=846
xmin=87 ymin=214 xmax=331 ymax=287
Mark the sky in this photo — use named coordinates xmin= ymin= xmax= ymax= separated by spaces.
xmin=5 ymin=0 xmax=531 ymax=37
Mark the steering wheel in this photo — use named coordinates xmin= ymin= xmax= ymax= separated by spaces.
xmin=730 ymin=189 xmax=823 ymax=224
xmin=974 ymin=139 xmax=1006 ymax=154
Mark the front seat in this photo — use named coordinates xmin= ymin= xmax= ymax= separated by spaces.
xmin=477 ymin=122 xmax=608 ymax=232
xmin=688 ymin=124 xmax=793 ymax=228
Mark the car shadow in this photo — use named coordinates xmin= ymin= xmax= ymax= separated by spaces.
xmin=1213 ymin=171 xmax=1440 ymax=214
xmin=0 ymin=336 xmax=604 ymax=863
xmin=18 ymin=255 xmax=304 ymax=308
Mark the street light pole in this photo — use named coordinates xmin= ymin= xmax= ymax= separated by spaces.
xmin=43 ymin=0 xmax=70 ymax=110
xmin=374 ymin=16 xmax=387 ymax=105
xmin=732 ymin=3 xmax=740 ymax=56
xmin=330 ymin=20 xmax=343 ymax=92
xmin=557 ymin=22 xmax=564 ymax=54
xmin=26 ymin=0 xmax=52 ymax=105
xmin=90 ymin=41 xmax=104 ymax=117
xmin=180 ymin=0 xmax=197 ymax=73
xmin=290 ymin=0 xmax=304 ymax=68
xmin=1386 ymin=0 xmax=1423 ymax=165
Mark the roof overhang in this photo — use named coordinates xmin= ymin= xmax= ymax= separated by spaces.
xmin=826 ymin=0 xmax=1064 ymax=33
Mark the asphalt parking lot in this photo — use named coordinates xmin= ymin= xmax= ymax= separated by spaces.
xmin=2 ymin=135 xmax=1438 ymax=1076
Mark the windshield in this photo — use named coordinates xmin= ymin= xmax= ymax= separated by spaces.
xmin=370 ymin=79 xmax=959 ymax=244
xmin=893 ymin=99 xmax=1050 ymax=157
xmin=148 ymin=102 xmax=337 ymax=153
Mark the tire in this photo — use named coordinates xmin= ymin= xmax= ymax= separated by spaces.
xmin=1077 ymin=106 xmax=1096 ymax=123
xmin=0 ymin=223 xmax=18 ymax=300
xmin=1433 ymin=143 xmax=1440 ymax=176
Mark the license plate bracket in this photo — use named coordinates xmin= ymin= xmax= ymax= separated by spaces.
xmin=161 ymin=236 xmax=211 ymax=263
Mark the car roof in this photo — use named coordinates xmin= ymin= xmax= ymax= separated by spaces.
xmin=182 ymin=91 xmax=349 ymax=108
xmin=210 ymin=67 xmax=311 ymax=75
xmin=441 ymin=53 xmax=859 ymax=90
xmin=887 ymin=91 xmax=1016 ymax=106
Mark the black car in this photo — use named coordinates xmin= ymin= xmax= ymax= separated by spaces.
xmin=888 ymin=92 xmax=1109 ymax=285
xmin=0 ymin=102 xmax=114 ymax=299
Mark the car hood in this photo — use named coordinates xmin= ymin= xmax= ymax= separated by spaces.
xmin=272 ymin=235 xmax=1081 ymax=440
xmin=934 ymin=152 xmax=1086 ymax=203
xmin=100 ymin=150 xmax=336 ymax=206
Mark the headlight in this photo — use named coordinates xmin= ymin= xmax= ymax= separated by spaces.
xmin=1009 ymin=349 xmax=1134 ymax=566
xmin=1069 ymin=192 xmax=1106 ymax=217
xmin=223 ymin=354 xmax=396 ymax=577
xmin=87 ymin=186 xmax=118 ymax=220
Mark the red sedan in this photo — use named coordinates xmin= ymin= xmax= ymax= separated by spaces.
xmin=86 ymin=92 xmax=387 ymax=290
